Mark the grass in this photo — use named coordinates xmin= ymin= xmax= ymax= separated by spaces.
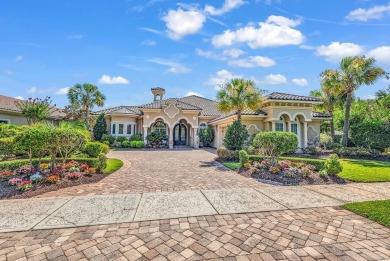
xmin=342 ymin=200 xmax=390 ymax=228
xmin=223 ymin=157 xmax=390 ymax=182
xmin=103 ymin=158 xmax=124 ymax=174
xmin=338 ymin=159 xmax=390 ymax=182
xmin=223 ymin=162 xmax=240 ymax=170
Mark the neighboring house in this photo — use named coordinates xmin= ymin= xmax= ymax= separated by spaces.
xmin=0 ymin=95 xmax=67 ymax=125
xmin=94 ymin=88 xmax=330 ymax=149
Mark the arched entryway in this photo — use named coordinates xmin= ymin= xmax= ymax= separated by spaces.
xmin=173 ymin=123 xmax=187 ymax=145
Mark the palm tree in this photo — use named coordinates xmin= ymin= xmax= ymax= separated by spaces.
xmin=67 ymin=83 xmax=106 ymax=130
xmin=375 ymin=86 xmax=390 ymax=108
xmin=321 ymin=56 xmax=387 ymax=147
xmin=310 ymin=89 xmax=339 ymax=143
xmin=216 ymin=78 xmax=264 ymax=122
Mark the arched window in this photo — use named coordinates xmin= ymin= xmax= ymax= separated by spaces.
xmin=153 ymin=120 xmax=167 ymax=133
xmin=199 ymin=123 xmax=207 ymax=129
xmin=275 ymin=116 xmax=285 ymax=132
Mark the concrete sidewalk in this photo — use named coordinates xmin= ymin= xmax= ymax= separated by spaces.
xmin=0 ymin=182 xmax=388 ymax=233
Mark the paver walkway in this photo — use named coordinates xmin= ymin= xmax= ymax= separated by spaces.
xmin=1 ymin=150 xmax=389 ymax=260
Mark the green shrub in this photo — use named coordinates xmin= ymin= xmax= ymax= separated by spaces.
xmin=239 ymin=150 xmax=249 ymax=167
xmin=323 ymin=154 xmax=343 ymax=176
xmin=96 ymin=153 xmax=107 ymax=171
xmin=135 ymin=141 xmax=144 ymax=148
xmin=147 ymin=131 xmax=167 ymax=147
xmin=335 ymin=147 xmax=381 ymax=157
xmin=303 ymin=146 xmax=322 ymax=155
xmin=331 ymin=143 xmax=343 ymax=149
xmin=0 ymin=137 xmax=16 ymax=160
xmin=122 ymin=140 xmax=131 ymax=148
xmin=93 ymin=113 xmax=107 ymax=141
xmin=102 ymin=134 xmax=115 ymax=145
xmin=82 ymin=142 xmax=108 ymax=157
xmin=320 ymin=133 xmax=332 ymax=149
xmin=199 ymin=127 xmax=214 ymax=147
xmin=217 ymin=146 xmax=239 ymax=161
xmin=253 ymin=132 xmax=298 ymax=157
xmin=0 ymin=158 xmax=98 ymax=171
xmin=102 ymin=140 xmax=110 ymax=146
xmin=116 ymin=136 xmax=127 ymax=143
xmin=129 ymin=134 xmax=142 ymax=141
xmin=248 ymin=155 xmax=325 ymax=171
xmin=116 ymin=142 xmax=122 ymax=148
xmin=223 ymin=121 xmax=249 ymax=151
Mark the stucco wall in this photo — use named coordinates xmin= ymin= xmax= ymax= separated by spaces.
xmin=142 ymin=105 xmax=199 ymax=128
xmin=0 ymin=113 xmax=28 ymax=125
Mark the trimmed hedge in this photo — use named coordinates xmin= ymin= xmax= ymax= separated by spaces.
xmin=82 ymin=142 xmax=110 ymax=157
xmin=248 ymin=155 xmax=325 ymax=171
xmin=0 ymin=158 xmax=98 ymax=171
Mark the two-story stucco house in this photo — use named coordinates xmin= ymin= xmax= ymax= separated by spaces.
xmin=95 ymin=87 xmax=330 ymax=149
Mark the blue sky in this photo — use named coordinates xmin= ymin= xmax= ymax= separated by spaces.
xmin=1 ymin=0 xmax=390 ymax=109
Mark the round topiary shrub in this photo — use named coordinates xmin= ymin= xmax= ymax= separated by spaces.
xmin=82 ymin=142 xmax=109 ymax=157
xmin=323 ymin=154 xmax=343 ymax=176
xmin=253 ymin=132 xmax=298 ymax=157
xmin=217 ymin=146 xmax=239 ymax=161
xmin=223 ymin=121 xmax=249 ymax=151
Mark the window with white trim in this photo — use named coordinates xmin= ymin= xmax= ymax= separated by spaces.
xmin=118 ymin=124 xmax=124 ymax=134
xmin=112 ymin=124 xmax=116 ymax=134
xmin=0 ymin=119 xmax=10 ymax=124
xmin=275 ymin=123 xmax=284 ymax=132
xmin=199 ymin=123 xmax=207 ymax=129
xmin=127 ymin=124 xmax=132 ymax=135
xmin=153 ymin=121 xmax=167 ymax=133
xmin=291 ymin=123 xmax=298 ymax=135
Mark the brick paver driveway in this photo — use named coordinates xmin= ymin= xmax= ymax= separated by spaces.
xmin=1 ymin=149 xmax=389 ymax=260
xmin=38 ymin=149 xmax=261 ymax=197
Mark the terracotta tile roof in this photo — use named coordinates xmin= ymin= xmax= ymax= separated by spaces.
xmin=266 ymin=92 xmax=321 ymax=102
xmin=0 ymin=95 xmax=67 ymax=118
xmin=139 ymin=98 xmax=202 ymax=111
xmin=93 ymin=106 xmax=141 ymax=115
xmin=312 ymin=111 xmax=331 ymax=118
xmin=209 ymin=109 xmax=267 ymax=123
xmin=178 ymin=95 xmax=221 ymax=116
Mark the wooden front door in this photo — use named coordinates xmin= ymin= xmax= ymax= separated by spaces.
xmin=174 ymin=123 xmax=187 ymax=145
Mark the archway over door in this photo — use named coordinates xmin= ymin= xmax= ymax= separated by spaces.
xmin=174 ymin=123 xmax=187 ymax=145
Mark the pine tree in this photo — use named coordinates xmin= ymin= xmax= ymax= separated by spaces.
xmin=93 ymin=113 xmax=107 ymax=141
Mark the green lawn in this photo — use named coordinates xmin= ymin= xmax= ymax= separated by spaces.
xmin=339 ymin=159 xmax=390 ymax=182
xmin=222 ymin=157 xmax=390 ymax=182
xmin=222 ymin=162 xmax=240 ymax=170
xmin=342 ymin=200 xmax=390 ymax=228
xmin=103 ymin=158 xmax=124 ymax=174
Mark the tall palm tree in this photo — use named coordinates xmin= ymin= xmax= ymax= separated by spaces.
xmin=375 ymin=86 xmax=390 ymax=108
xmin=216 ymin=78 xmax=264 ymax=122
xmin=321 ymin=56 xmax=387 ymax=147
xmin=67 ymin=83 xmax=106 ymax=130
xmin=310 ymin=89 xmax=339 ymax=143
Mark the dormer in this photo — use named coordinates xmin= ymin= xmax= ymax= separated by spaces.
xmin=151 ymin=87 xmax=165 ymax=101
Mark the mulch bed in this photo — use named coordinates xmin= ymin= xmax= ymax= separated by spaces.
xmin=238 ymin=167 xmax=347 ymax=186
xmin=0 ymin=174 xmax=108 ymax=200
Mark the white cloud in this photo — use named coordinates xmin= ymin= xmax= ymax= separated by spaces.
xmin=68 ymin=34 xmax=83 ymax=39
xmin=162 ymin=8 xmax=206 ymax=40
xmin=141 ymin=40 xmax=156 ymax=46
xmin=346 ymin=3 xmax=390 ymax=21
xmin=185 ymin=91 xmax=203 ymax=97
xmin=223 ymin=48 xmax=245 ymax=58
xmin=195 ymin=48 xmax=226 ymax=60
xmin=211 ymin=15 xmax=304 ymax=48
xmin=28 ymin=86 xmax=37 ymax=94
xmin=15 ymin=55 xmax=23 ymax=62
xmin=55 ymin=87 xmax=70 ymax=95
xmin=292 ymin=78 xmax=308 ymax=86
xmin=147 ymin=58 xmax=191 ymax=74
xmin=204 ymin=0 xmax=245 ymax=15
xmin=315 ymin=42 xmax=363 ymax=62
xmin=367 ymin=46 xmax=390 ymax=65
xmin=228 ymin=55 xmax=276 ymax=67
xmin=14 ymin=96 xmax=24 ymax=100
xmin=206 ymin=70 xmax=243 ymax=90
xmin=257 ymin=74 xmax=287 ymax=85
xmin=362 ymin=94 xmax=376 ymax=100
xmin=98 ymin=74 xmax=129 ymax=84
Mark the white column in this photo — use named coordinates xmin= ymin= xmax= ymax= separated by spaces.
xmin=303 ymin=122 xmax=308 ymax=148
xmin=143 ymin=127 xmax=148 ymax=143
xmin=189 ymin=128 xmax=193 ymax=147
xmin=215 ymin=126 xmax=219 ymax=148
xmin=287 ymin=121 xmax=291 ymax=132
xmin=169 ymin=127 xmax=174 ymax=149
xmin=271 ymin=121 xmax=276 ymax=131
xmin=193 ymin=127 xmax=199 ymax=148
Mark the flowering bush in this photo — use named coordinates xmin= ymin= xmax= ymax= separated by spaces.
xmin=40 ymin=163 xmax=49 ymax=170
xmin=269 ymin=166 xmax=280 ymax=174
xmin=53 ymin=168 xmax=66 ymax=178
xmin=8 ymin=177 xmax=22 ymax=186
xmin=30 ymin=173 xmax=43 ymax=183
xmin=17 ymin=180 xmax=33 ymax=191
xmin=243 ymin=162 xmax=251 ymax=169
xmin=84 ymin=167 xmax=96 ymax=176
xmin=68 ymin=166 xmax=80 ymax=173
xmin=80 ymin=163 xmax=89 ymax=171
xmin=284 ymin=168 xmax=295 ymax=178
xmin=17 ymin=165 xmax=36 ymax=175
xmin=45 ymin=175 xmax=60 ymax=184
xmin=300 ymin=167 xmax=314 ymax=177
xmin=0 ymin=170 xmax=16 ymax=181
xmin=261 ymin=158 xmax=277 ymax=168
xmin=65 ymin=161 xmax=77 ymax=169
xmin=67 ymin=172 xmax=82 ymax=180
